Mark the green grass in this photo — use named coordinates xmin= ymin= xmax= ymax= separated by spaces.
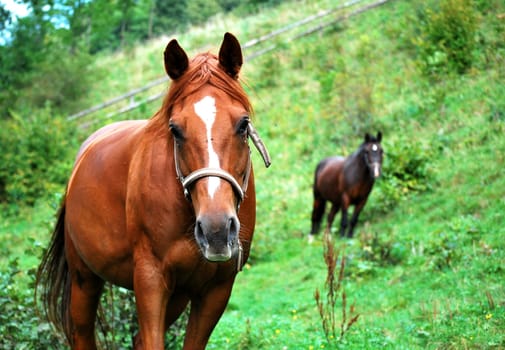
xmin=1 ymin=0 xmax=505 ymax=348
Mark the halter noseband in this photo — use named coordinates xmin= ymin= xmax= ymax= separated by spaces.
xmin=174 ymin=149 xmax=251 ymax=206
xmin=181 ymin=168 xmax=245 ymax=201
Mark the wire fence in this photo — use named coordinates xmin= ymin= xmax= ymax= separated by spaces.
xmin=67 ymin=0 xmax=391 ymax=125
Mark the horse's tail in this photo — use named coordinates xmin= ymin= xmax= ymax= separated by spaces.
xmin=35 ymin=200 xmax=73 ymax=344
xmin=313 ymin=159 xmax=326 ymax=186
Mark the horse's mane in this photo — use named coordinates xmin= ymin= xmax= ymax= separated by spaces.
xmin=147 ymin=52 xmax=252 ymax=134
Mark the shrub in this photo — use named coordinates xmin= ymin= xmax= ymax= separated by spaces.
xmin=413 ymin=0 xmax=478 ymax=76
xmin=0 ymin=258 xmax=187 ymax=348
xmin=358 ymin=230 xmax=407 ymax=266
xmin=0 ymin=259 xmax=64 ymax=349
xmin=19 ymin=45 xmax=96 ymax=113
xmin=0 ymin=105 xmax=79 ymax=206
xmin=371 ymin=135 xmax=434 ymax=213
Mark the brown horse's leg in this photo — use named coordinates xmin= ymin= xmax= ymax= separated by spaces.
xmin=326 ymin=203 xmax=339 ymax=234
xmin=165 ymin=292 xmax=190 ymax=326
xmin=133 ymin=256 xmax=169 ymax=350
xmin=182 ymin=279 xmax=235 ymax=350
xmin=348 ymin=200 xmax=367 ymax=238
xmin=133 ymin=293 xmax=190 ymax=350
xmin=339 ymin=207 xmax=349 ymax=237
xmin=310 ymin=195 xmax=327 ymax=235
xmin=66 ymin=240 xmax=104 ymax=350
xmin=132 ymin=293 xmax=193 ymax=350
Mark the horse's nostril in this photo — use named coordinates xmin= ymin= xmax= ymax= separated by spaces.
xmin=228 ymin=217 xmax=239 ymax=241
xmin=195 ymin=220 xmax=209 ymax=247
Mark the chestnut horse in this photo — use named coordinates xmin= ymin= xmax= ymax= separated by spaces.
xmin=36 ymin=33 xmax=271 ymax=349
xmin=310 ymin=132 xmax=383 ymax=238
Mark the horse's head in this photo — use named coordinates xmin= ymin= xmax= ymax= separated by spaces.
xmin=163 ymin=33 xmax=270 ymax=263
xmin=363 ymin=131 xmax=383 ymax=179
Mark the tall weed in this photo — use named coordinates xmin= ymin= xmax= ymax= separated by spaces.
xmin=314 ymin=232 xmax=359 ymax=344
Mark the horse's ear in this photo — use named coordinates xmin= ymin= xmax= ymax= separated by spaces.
xmin=164 ymin=39 xmax=189 ymax=80
xmin=365 ymin=133 xmax=371 ymax=143
xmin=219 ymin=32 xmax=243 ymax=79
xmin=377 ymin=131 xmax=382 ymax=142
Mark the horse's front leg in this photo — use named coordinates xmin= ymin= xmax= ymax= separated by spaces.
xmin=340 ymin=206 xmax=349 ymax=237
xmin=348 ymin=200 xmax=368 ymax=238
xmin=133 ymin=253 xmax=170 ymax=350
xmin=326 ymin=203 xmax=339 ymax=234
xmin=182 ymin=278 xmax=235 ymax=350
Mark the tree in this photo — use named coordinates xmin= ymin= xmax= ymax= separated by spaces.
xmin=152 ymin=0 xmax=188 ymax=35
xmin=0 ymin=4 xmax=12 ymax=33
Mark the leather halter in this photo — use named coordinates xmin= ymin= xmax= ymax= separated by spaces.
xmin=173 ymin=122 xmax=270 ymax=205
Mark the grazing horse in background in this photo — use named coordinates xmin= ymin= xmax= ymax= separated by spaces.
xmin=310 ymin=132 xmax=383 ymax=239
xmin=36 ymin=33 xmax=271 ymax=350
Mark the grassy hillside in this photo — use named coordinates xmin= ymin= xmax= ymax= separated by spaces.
xmin=1 ymin=0 xmax=504 ymax=348
xmin=205 ymin=1 xmax=505 ymax=348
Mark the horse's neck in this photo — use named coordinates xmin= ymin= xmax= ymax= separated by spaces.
xmin=347 ymin=149 xmax=373 ymax=182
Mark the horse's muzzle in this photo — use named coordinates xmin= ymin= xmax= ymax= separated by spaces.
xmin=372 ymin=162 xmax=382 ymax=178
xmin=195 ymin=214 xmax=240 ymax=262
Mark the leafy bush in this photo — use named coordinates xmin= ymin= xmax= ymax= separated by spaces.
xmin=371 ymin=135 xmax=435 ymax=213
xmin=413 ymin=0 xmax=478 ymax=76
xmin=0 ymin=105 xmax=79 ymax=206
xmin=94 ymin=286 xmax=186 ymax=349
xmin=0 ymin=259 xmax=64 ymax=349
xmin=358 ymin=231 xmax=407 ymax=266
xmin=18 ymin=41 xmax=98 ymax=114
xmin=0 ymin=257 xmax=186 ymax=349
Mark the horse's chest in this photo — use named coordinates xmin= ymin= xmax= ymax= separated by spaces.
xmin=153 ymin=237 xmax=234 ymax=288
xmin=346 ymin=182 xmax=373 ymax=203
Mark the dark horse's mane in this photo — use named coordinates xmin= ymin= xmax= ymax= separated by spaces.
xmin=147 ymin=52 xmax=252 ymax=134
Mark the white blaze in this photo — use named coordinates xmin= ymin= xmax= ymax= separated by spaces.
xmin=194 ymin=96 xmax=221 ymax=198
xmin=373 ymin=163 xmax=381 ymax=178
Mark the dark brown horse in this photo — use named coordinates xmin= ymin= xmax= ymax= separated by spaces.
xmin=36 ymin=33 xmax=271 ymax=350
xmin=310 ymin=132 xmax=383 ymax=238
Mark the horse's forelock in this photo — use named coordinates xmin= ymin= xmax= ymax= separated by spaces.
xmin=149 ymin=52 xmax=251 ymax=132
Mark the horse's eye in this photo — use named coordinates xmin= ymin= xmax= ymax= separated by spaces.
xmin=169 ymin=123 xmax=185 ymax=141
xmin=236 ymin=117 xmax=249 ymax=137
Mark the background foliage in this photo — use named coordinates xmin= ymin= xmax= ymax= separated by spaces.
xmin=0 ymin=104 xmax=78 ymax=206
xmin=0 ymin=0 xmax=281 ymax=117
xmin=0 ymin=0 xmax=504 ymax=348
